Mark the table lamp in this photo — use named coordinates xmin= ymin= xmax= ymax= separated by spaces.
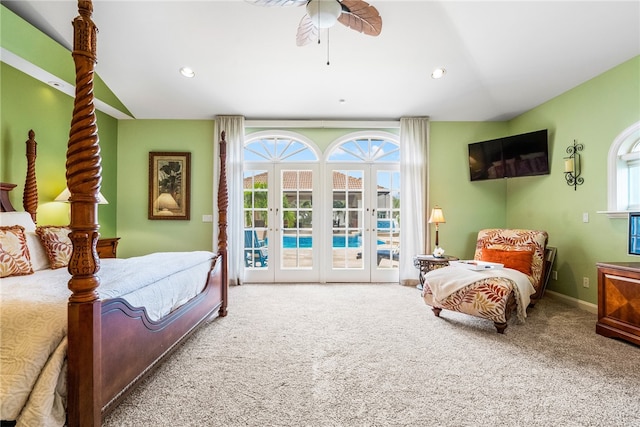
xmin=55 ymin=187 xmax=109 ymax=204
xmin=428 ymin=206 xmax=446 ymax=256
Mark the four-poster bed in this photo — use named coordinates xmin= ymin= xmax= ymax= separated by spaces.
xmin=0 ymin=1 xmax=228 ymax=426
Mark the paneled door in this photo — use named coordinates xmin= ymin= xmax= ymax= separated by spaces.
xmin=324 ymin=164 xmax=400 ymax=283
xmin=243 ymin=164 xmax=320 ymax=283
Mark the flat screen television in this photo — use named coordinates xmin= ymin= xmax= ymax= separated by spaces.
xmin=468 ymin=129 xmax=549 ymax=181
xmin=629 ymin=212 xmax=640 ymax=256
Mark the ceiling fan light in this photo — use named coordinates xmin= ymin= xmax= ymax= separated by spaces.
xmin=306 ymin=0 xmax=342 ymax=29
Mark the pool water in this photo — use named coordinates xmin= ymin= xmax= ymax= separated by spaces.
xmin=283 ymin=235 xmax=361 ymax=249
xmin=281 ymin=235 xmax=385 ymax=249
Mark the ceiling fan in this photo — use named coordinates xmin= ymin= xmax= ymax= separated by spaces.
xmin=247 ymin=0 xmax=383 ymax=46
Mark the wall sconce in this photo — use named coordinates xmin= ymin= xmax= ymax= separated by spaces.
xmin=564 ymin=140 xmax=584 ymax=191
xmin=428 ymin=206 xmax=446 ymax=256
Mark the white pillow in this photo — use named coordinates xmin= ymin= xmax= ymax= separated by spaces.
xmin=25 ymin=231 xmax=50 ymax=271
xmin=0 ymin=212 xmax=36 ymax=232
xmin=0 ymin=212 xmax=50 ymax=270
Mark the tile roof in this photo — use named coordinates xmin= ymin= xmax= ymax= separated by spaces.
xmin=244 ymin=171 xmax=365 ymax=190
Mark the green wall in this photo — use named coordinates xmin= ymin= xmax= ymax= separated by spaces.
xmin=0 ymin=62 xmax=118 ymax=238
xmin=116 ymin=120 xmax=215 ymax=257
xmin=506 ymin=56 xmax=640 ymax=302
xmin=428 ymin=121 xmax=510 ymax=258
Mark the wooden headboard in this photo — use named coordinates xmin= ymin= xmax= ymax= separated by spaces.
xmin=0 ymin=182 xmax=17 ymax=212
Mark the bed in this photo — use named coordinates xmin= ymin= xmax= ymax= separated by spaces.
xmin=422 ymin=228 xmax=549 ymax=333
xmin=0 ymin=3 xmax=229 ymax=425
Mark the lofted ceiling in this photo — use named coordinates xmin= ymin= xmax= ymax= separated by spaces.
xmin=2 ymin=0 xmax=639 ymax=121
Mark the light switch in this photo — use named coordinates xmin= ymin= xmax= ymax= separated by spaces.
xmin=582 ymin=212 xmax=589 ymax=223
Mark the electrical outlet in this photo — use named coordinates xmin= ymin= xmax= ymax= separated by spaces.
xmin=552 ymin=270 xmax=558 ymax=280
xmin=583 ymin=277 xmax=589 ymax=288
xmin=202 ymin=214 xmax=213 ymax=223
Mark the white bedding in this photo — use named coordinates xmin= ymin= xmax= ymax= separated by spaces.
xmin=0 ymin=251 xmax=215 ymax=427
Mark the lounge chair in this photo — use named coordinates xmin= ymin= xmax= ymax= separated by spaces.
xmin=244 ymin=229 xmax=268 ymax=267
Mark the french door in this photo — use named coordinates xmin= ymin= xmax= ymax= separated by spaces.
xmin=243 ymin=163 xmax=320 ymax=283
xmin=324 ymin=164 xmax=400 ymax=282
xmin=243 ymin=131 xmax=400 ymax=284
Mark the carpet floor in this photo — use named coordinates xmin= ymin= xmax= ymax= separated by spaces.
xmin=103 ymin=284 xmax=639 ymax=427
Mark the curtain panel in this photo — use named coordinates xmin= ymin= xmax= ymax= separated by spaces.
xmin=399 ymin=117 xmax=430 ymax=286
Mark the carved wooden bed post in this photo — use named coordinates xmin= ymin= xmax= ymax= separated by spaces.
xmin=218 ymin=131 xmax=228 ymax=317
xmin=66 ymin=1 xmax=102 ymax=425
xmin=23 ymin=130 xmax=38 ymax=223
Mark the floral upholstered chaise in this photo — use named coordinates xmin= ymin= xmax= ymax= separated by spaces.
xmin=422 ymin=229 xmax=548 ymax=333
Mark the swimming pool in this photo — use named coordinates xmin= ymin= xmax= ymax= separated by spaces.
xmin=282 ymin=235 xmax=362 ymax=249
xmin=281 ymin=235 xmax=385 ymax=249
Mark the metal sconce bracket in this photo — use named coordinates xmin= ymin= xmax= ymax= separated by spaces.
xmin=564 ymin=140 xmax=584 ymax=191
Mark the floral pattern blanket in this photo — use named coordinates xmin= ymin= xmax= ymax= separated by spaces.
xmin=423 ymin=266 xmax=535 ymax=322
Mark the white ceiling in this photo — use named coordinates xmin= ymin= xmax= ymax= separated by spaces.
xmin=3 ymin=0 xmax=639 ymax=121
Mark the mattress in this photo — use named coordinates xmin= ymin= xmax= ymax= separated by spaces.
xmin=0 ymin=251 xmax=215 ymax=427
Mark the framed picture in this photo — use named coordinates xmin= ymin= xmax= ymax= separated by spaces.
xmin=148 ymin=152 xmax=191 ymax=220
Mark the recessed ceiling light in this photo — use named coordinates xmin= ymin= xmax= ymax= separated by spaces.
xmin=180 ymin=67 xmax=195 ymax=78
xmin=338 ymin=99 xmax=346 ymax=104
xmin=431 ymin=68 xmax=446 ymax=79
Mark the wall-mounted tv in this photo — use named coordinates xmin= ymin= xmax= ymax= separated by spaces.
xmin=468 ymin=129 xmax=549 ymax=181
xmin=629 ymin=212 xmax=640 ymax=256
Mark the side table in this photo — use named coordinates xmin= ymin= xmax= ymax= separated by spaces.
xmin=413 ymin=254 xmax=459 ymax=290
xmin=97 ymin=237 xmax=120 ymax=259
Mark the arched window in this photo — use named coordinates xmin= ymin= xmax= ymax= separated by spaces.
xmin=326 ymin=134 xmax=400 ymax=163
xmin=606 ymin=121 xmax=640 ymax=216
xmin=245 ymin=133 xmax=319 ymax=162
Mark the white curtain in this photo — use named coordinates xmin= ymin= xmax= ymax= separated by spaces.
xmin=214 ymin=116 xmax=245 ymax=285
xmin=399 ymin=117 xmax=430 ymax=286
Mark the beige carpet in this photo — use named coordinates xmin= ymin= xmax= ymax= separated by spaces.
xmin=103 ymin=284 xmax=639 ymax=427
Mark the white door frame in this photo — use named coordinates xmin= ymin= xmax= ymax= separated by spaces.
xmin=324 ymin=163 xmax=400 ymax=283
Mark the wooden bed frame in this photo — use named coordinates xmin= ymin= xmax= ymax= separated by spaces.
xmin=0 ymin=1 xmax=228 ymax=425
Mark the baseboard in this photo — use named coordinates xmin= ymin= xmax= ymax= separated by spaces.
xmin=545 ymin=290 xmax=598 ymax=314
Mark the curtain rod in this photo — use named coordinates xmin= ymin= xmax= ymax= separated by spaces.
xmin=244 ymin=120 xmax=400 ymax=129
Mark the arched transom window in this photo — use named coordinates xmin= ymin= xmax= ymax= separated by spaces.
xmin=245 ymin=134 xmax=319 ymax=162
xmin=327 ymin=136 xmax=399 ymax=163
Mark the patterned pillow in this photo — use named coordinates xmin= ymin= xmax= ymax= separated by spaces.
xmin=480 ymin=247 xmax=534 ymax=275
xmin=36 ymin=226 xmax=72 ymax=269
xmin=0 ymin=225 xmax=34 ymax=277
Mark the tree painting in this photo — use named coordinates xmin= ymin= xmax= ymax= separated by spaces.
xmin=158 ymin=160 xmax=183 ymax=206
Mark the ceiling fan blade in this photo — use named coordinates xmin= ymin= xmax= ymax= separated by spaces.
xmin=337 ymin=0 xmax=382 ymax=36
xmin=296 ymin=14 xmax=318 ymax=46
xmin=245 ymin=0 xmax=307 ymax=7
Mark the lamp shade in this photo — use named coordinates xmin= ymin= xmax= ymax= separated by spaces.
xmin=55 ymin=187 xmax=108 ymax=204
xmin=428 ymin=207 xmax=445 ymax=224
xmin=306 ymin=0 xmax=342 ymax=29
xmin=154 ymin=193 xmax=179 ymax=215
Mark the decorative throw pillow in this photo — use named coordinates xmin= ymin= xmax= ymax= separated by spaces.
xmin=0 ymin=225 xmax=34 ymax=277
xmin=480 ymin=247 xmax=534 ymax=275
xmin=36 ymin=226 xmax=72 ymax=269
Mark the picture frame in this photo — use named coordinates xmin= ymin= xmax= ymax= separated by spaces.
xmin=148 ymin=152 xmax=191 ymax=220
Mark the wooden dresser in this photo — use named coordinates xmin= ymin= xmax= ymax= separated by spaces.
xmin=96 ymin=237 xmax=120 ymax=259
xmin=596 ymin=262 xmax=640 ymax=346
